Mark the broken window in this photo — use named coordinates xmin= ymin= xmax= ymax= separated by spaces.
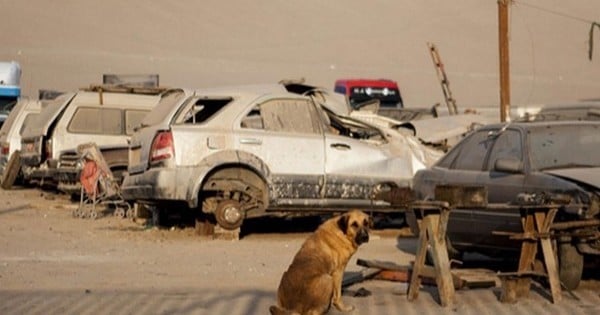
xmin=180 ymin=98 xmax=232 ymax=124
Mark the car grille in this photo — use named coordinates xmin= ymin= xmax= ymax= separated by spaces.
xmin=59 ymin=151 xmax=80 ymax=168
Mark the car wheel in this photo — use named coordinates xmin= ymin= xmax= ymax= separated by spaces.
xmin=1 ymin=150 xmax=21 ymax=190
xmin=558 ymin=241 xmax=584 ymax=291
xmin=215 ymin=200 xmax=244 ymax=230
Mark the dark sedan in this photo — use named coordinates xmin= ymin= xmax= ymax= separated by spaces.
xmin=408 ymin=120 xmax=600 ymax=290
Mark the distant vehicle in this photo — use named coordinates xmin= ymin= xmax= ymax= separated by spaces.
xmin=0 ymin=61 xmax=22 ymax=128
xmin=19 ymin=85 xmax=164 ymax=193
xmin=517 ymin=102 xmax=600 ymax=122
xmin=0 ymin=99 xmax=43 ymax=188
xmin=334 ymin=79 xmax=403 ymax=109
xmin=121 ymin=84 xmax=421 ymax=231
xmin=408 ymin=120 xmax=600 ymax=290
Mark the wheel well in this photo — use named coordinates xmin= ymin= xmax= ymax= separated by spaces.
xmin=199 ymin=165 xmax=268 ymax=218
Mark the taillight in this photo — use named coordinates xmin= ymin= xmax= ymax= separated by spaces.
xmin=0 ymin=142 xmax=9 ymax=155
xmin=150 ymin=131 xmax=174 ymax=162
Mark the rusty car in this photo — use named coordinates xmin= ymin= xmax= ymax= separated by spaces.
xmin=407 ymin=120 xmax=600 ymax=290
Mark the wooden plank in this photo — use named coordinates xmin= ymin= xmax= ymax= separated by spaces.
xmin=357 ymin=259 xmax=409 ymax=271
xmin=342 ymin=268 xmax=381 ymax=287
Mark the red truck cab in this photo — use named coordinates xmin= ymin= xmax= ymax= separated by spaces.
xmin=334 ymin=78 xmax=403 ymax=109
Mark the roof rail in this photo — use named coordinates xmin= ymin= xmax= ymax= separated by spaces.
xmin=80 ymin=84 xmax=168 ymax=96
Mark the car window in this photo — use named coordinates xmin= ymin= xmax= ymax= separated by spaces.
xmin=179 ymin=98 xmax=231 ymax=124
xmin=452 ymin=130 xmax=494 ymax=171
xmin=125 ymin=110 xmax=149 ymax=135
xmin=486 ymin=129 xmax=522 ymax=170
xmin=243 ymin=98 xmax=321 ymax=134
xmin=68 ymin=107 xmax=123 ymax=135
xmin=529 ymin=124 xmax=600 ymax=170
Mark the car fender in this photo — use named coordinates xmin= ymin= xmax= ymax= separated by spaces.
xmin=186 ymin=150 xmax=271 ymax=208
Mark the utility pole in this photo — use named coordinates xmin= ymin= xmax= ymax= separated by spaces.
xmin=498 ymin=0 xmax=511 ymax=122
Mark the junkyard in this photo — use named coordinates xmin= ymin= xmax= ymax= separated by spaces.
xmin=2 ymin=1 xmax=600 ymax=314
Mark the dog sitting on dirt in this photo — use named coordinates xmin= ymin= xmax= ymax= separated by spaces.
xmin=270 ymin=210 xmax=372 ymax=315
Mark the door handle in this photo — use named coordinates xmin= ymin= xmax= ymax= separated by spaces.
xmin=240 ymin=138 xmax=262 ymax=145
xmin=330 ymin=143 xmax=351 ymax=150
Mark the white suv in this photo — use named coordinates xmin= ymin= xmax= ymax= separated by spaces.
xmin=20 ymin=85 xmax=163 ymax=192
xmin=122 ymin=84 xmax=426 ymax=230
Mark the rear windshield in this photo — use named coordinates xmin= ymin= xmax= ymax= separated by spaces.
xmin=141 ymin=90 xmax=186 ymax=126
xmin=23 ymin=93 xmax=74 ymax=137
xmin=19 ymin=113 xmax=39 ymax=135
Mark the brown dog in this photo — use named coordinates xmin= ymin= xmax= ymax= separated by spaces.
xmin=270 ymin=210 xmax=372 ymax=315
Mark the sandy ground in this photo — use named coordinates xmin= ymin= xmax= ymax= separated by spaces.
xmin=1 ymin=187 xmax=600 ymax=314
xmin=1 ymin=1 xmax=600 ymax=110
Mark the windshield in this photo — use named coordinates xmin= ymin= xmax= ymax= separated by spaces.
xmin=529 ymin=124 xmax=600 ymax=170
xmin=348 ymin=86 xmax=402 ymax=108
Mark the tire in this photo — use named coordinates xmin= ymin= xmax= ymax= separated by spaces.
xmin=558 ymin=241 xmax=584 ymax=291
xmin=1 ymin=150 xmax=21 ymax=190
xmin=215 ymin=200 xmax=244 ymax=230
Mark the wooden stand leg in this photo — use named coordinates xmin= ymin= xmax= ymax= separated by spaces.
xmin=535 ymin=210 xmax=562 ymax=303
xmin=407 ymin=205 xmax=455 ymax=307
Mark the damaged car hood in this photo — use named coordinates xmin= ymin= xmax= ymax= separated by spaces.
xmin=544 ymin=167 xmax=600 ymax=189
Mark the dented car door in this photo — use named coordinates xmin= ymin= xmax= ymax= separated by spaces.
xmin=238 ymin=97 xmax=326 ymax=204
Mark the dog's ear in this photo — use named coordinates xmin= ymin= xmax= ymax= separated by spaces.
xmin=337 ymin=214 xmax=349 ymax=233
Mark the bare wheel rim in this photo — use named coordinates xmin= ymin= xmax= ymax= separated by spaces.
xmin=215 ymin=200 xmax=244 ymax=230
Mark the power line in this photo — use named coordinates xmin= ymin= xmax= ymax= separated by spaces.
xmin=514 ymin=0 xmax=595 ymax=24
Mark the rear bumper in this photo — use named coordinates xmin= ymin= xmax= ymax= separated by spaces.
xmin=121 ymin=167 xmax=198 ymax=205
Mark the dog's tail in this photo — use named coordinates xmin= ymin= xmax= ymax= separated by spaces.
xmin=269 ymin=305 xmax=299 ymax=315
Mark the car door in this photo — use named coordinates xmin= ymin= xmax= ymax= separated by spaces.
xmin=439 ymin=129 xmax=495 ymax=247
xmin=474 ymin=128 xmax=526 ymax=246
xmin=238 ymin=97 xmax=326 ymax=206
xmin=323 ymin=117 xmax=413 ymax=208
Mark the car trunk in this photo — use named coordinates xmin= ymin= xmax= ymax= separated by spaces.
xmin=20 ymin=93 xmax=75 ymax=166
xmin=127 ymin=89 xmax=190 ymax=174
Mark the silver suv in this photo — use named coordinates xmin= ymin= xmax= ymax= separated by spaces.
xmin=122 ymin=84 xmax=424 ymax=230
xmin=20 ymin=85 xmax=163 ymax=192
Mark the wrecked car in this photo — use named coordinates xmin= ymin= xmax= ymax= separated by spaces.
xmin=121 ymin=84 xmax=428 ymax=231
xmin=19 ymin=85 xmax=163 ymax=193
xmin=408 ymin=120 xmax=600 ymax=290
xmin=0 ymin=98 xmax=43 ymax=188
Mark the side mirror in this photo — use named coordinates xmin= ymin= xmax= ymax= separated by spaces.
xmin=494 ymin=157 xmax=523 ymax=173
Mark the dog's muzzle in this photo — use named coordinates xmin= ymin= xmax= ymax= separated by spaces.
xmin=356 ymin=229 xmax=370 ymax=245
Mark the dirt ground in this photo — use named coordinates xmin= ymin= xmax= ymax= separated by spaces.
xmin=1 ymin=187 xmax=600 ymax=315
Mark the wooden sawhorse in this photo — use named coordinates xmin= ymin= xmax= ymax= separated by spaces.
xmin=407 ymin=201 xmax=455 ymax=307
xmin=495 ymin=206 xmax=562 ymax=303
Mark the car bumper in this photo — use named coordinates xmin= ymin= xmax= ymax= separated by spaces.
xmin=121 ymin=167 xmax=197 ymax=204
xmin=56 ymin=167 xmax=81 ymax=194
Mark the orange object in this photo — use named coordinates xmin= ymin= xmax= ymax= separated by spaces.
xmin=80 ymin=160 xmax=100 ymax=196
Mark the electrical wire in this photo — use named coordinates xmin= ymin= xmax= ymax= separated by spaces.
xmin=514 ymin=1 xmax=600 ymax=60
xmin=513 ymin=0 xmax=595 ymax=25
